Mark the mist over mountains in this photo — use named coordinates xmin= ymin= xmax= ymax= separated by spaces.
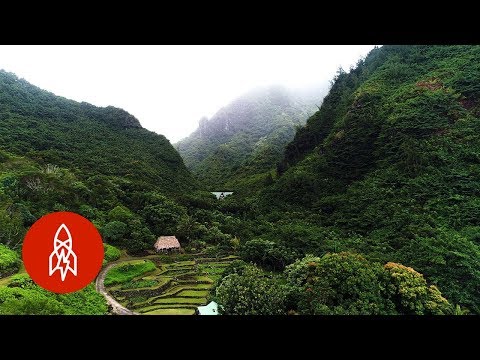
xmin=1 ymin=45 xmax=480 ymax=315
xmin=176 ymin=84 xmax=328 ymax=191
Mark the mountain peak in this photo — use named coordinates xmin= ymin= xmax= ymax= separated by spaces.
xmin=176 ymin=85 xmax=327 ymax=191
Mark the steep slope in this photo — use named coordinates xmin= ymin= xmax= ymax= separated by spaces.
xmin=176 ymin=85 xmax=326 ymax=192
xmin=0 ymin=70 xmax=194 ymax=194
xmin=262 ymin=45 xmax=480 ymax=312
xmin=0 ymin=70 xmax=196 ymax=254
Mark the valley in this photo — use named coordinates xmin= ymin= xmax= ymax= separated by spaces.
xmin=1 ymin=45 xmax=479 ymax=315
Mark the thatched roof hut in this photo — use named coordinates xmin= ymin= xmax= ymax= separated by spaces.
xmin=154 ymin=236 xmax=181 ymax=253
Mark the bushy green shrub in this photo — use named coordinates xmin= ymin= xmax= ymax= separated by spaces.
xmin=284 ymin=252 xmax=453 ymax=315
xmin=0 ymin=244 xmax=20 ymax=277
xmin=103 ymin=243 xmax=121 ymax=265
xmin=215 ymin=264 xmax=286 ymax=315
xmin=1 ymin=274 xmax=107 ymax=315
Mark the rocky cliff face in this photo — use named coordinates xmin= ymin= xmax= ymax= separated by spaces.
xmin=176 ymin=85 xmax=326 ymax=190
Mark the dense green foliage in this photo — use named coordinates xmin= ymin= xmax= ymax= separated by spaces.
xmin=0 ymin=70 xmax=193 ymax=193
xmin=0 ymin=274 xmax=107 ymax=314
xmin=104 ymin=260 xmax=156 ymax=286
xmin=215 ymin=264 xmax=286 ymax=315
xmin=214 ymin=253 xmax=453 ymax=315
xmin=176 ymin=86 xmax=325 ymax=193
xmin=2 ymin=46 xmax=480 ymax=315
xmin=287 ymin=253 xmax=452 ymax=315
xmin=383 ymin=262 xmax=452 ymax=315
xmin=0 ymin=69 xmax=196 ymax=254
xmin=103 ymin=243 xmax=121 ymax=264
xmin=254 ymin=45 xmax=480 ymax=312
xmin=0 ymin=244 xmax=20 ymax=276
xmin=240 ymin=238 xmax=298 ymax=271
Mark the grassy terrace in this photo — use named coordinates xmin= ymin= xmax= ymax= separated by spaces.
xmin=105 ymin=254 xmax=236 ymax=315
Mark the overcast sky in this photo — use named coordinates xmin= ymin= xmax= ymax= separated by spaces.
xmin=0 ymin=45 xmax=375 ymax=142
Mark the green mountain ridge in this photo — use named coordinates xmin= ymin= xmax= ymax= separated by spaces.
xmin=0 ymin=69 xmax=202 ymax=314
xmin=176 ymin=85 xmax=326 ymax=192
xmin=261 ymin=45 xmax=480 ymax=312
xmin=0 ymin=69 xmax=200 ymax=256
xmin=0 ymin=70 xmax=194 ymax=194
xmin=1 ymin=46 xmax=479 ymax=315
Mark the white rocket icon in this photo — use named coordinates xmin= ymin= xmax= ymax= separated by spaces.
xmin=49 ymin=224 xmax=78 ymax=281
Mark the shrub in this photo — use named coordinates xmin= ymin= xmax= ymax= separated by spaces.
xmin=0 ymin=244 xmax=20 ymax=277
xmin=215 ymin=264 xmax=286 ymax=315
xmin=103 ymin=243 xmax=121 ymax=265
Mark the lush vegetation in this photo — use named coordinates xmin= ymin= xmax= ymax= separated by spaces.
xmin=105 ymin=254 xmax=236 ymax=315
xmin=104 ymin=260 xmax=156 ymax=286
xmin=0 ymin=274 xmax=107 ymax=315
xmin=0 ymin=70 xmax=193 ymax=194
xmin=235 ymin=45 xmax=480 ymax=313
xmin=214 ymin=253 xmax=454 ymax=315
xmin=215 ymin=263 xmax=286 ymax=315
xmin=176 ymin=85 xmax=325 ymax=193
xmin=0 ymin=244 xmax=20 ymax=277
xmin=2 ymin=45 xmax=480 ymax=315
xmin=103 ymin=243 xmax=121 ymax=264
xmin=0 ymin=69 xmax=196 ymax=254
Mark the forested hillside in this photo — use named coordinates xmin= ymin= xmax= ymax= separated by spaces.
xmin=256 ymin=45 xmax=480 ymax=312
xmin=176 ymin=86 xmax=325 ymax=192
xmin=0 ymin=70 xmax=194 ymax=194
xmin=2 ymin=46 xmax=479 ymax=315
xmin=0 ymin=70 xmax=199 ymax=255
xmin=0 ymin=70 xmax=202 ymax=314
xmin=0 ymin=70 xmax=243 ymax=314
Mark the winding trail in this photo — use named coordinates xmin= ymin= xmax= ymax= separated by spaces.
xmin=95 ymin=263 xmax=139 ymax=315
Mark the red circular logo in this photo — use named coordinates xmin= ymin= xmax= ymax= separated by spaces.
xmin=22 ymin=212 xmax=104 ymax=294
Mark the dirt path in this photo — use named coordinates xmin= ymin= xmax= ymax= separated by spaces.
xmin=95 ymin=263 xmax=139 ymax=315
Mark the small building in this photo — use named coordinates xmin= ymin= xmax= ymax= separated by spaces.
xmin=196 ymin=301 xmax=218 ymax=315
xmin=211 ymin=191 xmax=234 ymax=200
xmin=154 ymin=236 xmax=181 ymax=253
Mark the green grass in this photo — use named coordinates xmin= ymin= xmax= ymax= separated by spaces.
xmin=144 ymin=308 xmax=195 ymax=315
xmin=106 ymin=254 xmax=236 ymax=315
xmin=137 ymin=304 xmax=197 ymax=313
xmin=161 ymin=269 xmax=194 ymax=276
xmin=198 ymin=265 xmax=228 ymax=275
xmin=208 ymin=276 xmax=222 ymax=283
xmin=155 ymin=285 xmax=193 ymax=298
xmin=121 ymin=279 xmax=158 ymax=290
xmin=0 ymin=276 xmax=13 ymax=286
xmin=0 ymin=263 xmax=26 ymax=286
xmin=130 ymin=296 xmax=148 ymax=303
xmin=177 ymin=290 xmax=209 ymax=297
xmin=104 ymin=260 xmax=156 ymax=286
xmin=169 ymin=260 xmax=196 ymax=266
xmin=164 ymin=265 xmax=193 ymax=270
xmin=194 ymin=276 xmax=214 ymax=283
xmin=151 ymin=304 xmax=199 ymax=309
xmin=175 ymin=284 xmax=211 ymax=290
xmin=154 ymin=297 xmax=206 ymax=305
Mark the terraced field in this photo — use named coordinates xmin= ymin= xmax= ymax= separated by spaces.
xmin=105 ymin=255 xmax=236 ymax=315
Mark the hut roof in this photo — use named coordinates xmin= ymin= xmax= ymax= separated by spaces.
xmin=154 ymin=236 xmax=181 ymax=250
